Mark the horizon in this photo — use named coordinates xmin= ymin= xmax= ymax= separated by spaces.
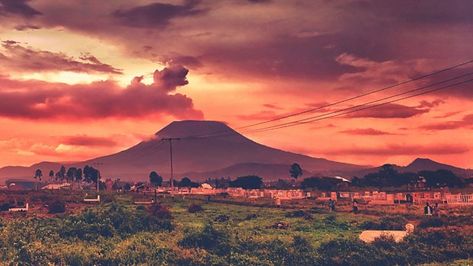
xmin=0 ymin=0 xmax=472 ymax=169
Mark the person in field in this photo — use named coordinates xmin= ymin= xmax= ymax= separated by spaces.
xmin=424 ymin=202 xmax=433 ymax=216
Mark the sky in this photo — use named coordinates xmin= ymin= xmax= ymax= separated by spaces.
xmin=0 ymin=0 xmax=472 ymax=168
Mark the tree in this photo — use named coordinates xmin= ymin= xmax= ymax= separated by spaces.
xmin=419 ymin=169 xmax=464 ymax=188
xmin=229 ymin=175 xmax=263 ymax=189
xmin=49 ymin=170 xmax=54 ymax=180
xmin=34 ymin=169 xmax=43 ymax=181
xmin=83 ymin=165 xmax=100 ymax=184
xmin=301 ymin=177 xmax=343 ymax=190
xmin=57 ymin=165 xmax=66 ymax=181
xmin=75 ymin=168 xmax=83 ymax=182
xmin=66 ymin=167 xmax=77 ymax=182
xmin=289 ymin=163 xmax=303 ymax=179
xmin=178 ymin=177 xmax=199 ymax=188
xmin=149 ymin=171 xmax=163 ymax=187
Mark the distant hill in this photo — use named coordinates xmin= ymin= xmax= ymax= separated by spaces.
xmin=0 ymin=120 xmax=362 ymax=183
xmin=2 ymin=121 xmax=470 ymax=184
xmin=351 ymin=158 xmax=473 ymax=179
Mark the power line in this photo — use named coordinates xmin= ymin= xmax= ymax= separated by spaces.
xmin=175 ymin=74 xmax=473 ymax=140
xmin=247 ymin=77 xmax=473 ymax=133
xmin=236 ymin=58 xmax=473 ymax=130
xmin=243 ymin=71 xmax=473 ymax=133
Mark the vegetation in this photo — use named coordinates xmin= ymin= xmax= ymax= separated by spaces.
xmin=178 ymin=177 xmax=199 ymax=188
xmin=301 ymin=177 xmax=345 ymax=190
xmin=149 ymin=171 xmax=163 ymax=187
xmin=290 ymin=163 xmax=303 ymax=179
xmin=48 ymin=200 xmax=66 ymax=214
xmin=352 ymin=164 xmax=464 ymax=189
xmin=0 ymin=194 xmax=471 ymax=265
xmin=229 ymin=175 xmax=263 ymax=189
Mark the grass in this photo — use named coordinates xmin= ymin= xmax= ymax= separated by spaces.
xmin=157 ymin=196 xmax=371 ymax=247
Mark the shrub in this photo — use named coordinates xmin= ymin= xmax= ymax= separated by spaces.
xmin=136 ymin=205 xmax=146 ymax=211
xmin=418 ymin=217 xmax=445 ymax=228
xmin=245 ymin=213 xmax=258 ymax=220
xmin=48 ymin=200 xmax=66 ymax=214
xmin=0 ymin=202 xmax=10 ymax=211
xmin=149 ymin=204 xmax=172 ymax=219
xmin=360 ymin=215 xmax=407 ymax=230
xmin=286 ymin=210 xmax=313 ymax=220
xmin=187 ymin=204 xmax=203 ymax=213
xmin=179 ymin=223 xmax=230 ymax=255
xmin=214 ymin=214 xmax=230 ymax=222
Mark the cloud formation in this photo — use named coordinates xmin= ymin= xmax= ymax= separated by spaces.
xmin=0 ymin=41 xmax=122 ymax=74
xmin=420 ymin=114 xmax=473 ymax=130
xmin=0 ymin=0 xmax=41 ymax=18
xmin=0 ymin=65 xmax=203 ymax=120
xmin=339 ymin=128 xmax=396 ymax=136
xmin=113 ymin=0 xmax=204 ymax=28
xmin=347 ymin=103 xmax=429 ymax=119
xmin=61 ymin=135 xmax=118 ymax=147
xmin=324 ymin=144 xmax=469 ymax=156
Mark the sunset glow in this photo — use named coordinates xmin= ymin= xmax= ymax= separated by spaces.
xmin=0 ymin=0 xmax=472 ymax=169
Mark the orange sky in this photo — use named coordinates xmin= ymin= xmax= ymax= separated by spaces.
xmin=0 ymin=0 xmax=472 ymax=168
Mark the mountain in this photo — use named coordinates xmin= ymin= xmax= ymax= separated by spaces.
xmin=404 ymin=158 xmax=472 ymax=177
xmin=0 ymin=120 xmax=363 ymax=182
xmin=352 ymin=158 xmax=473 ymax=178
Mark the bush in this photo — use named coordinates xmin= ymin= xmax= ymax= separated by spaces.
xmin=244 ymin=213 xmax=257 ymax=220
xmin=188 ymin=204 xmax=203 ymax=213
xmin=285 ymin=210 xmax=312 ymax=220
xmin=48 ymin=201 xmax=66 ymax=214
xmin=0 ymin=202 xmax=10 ymax=211
xmin=214 ymin=214 xmax=230 ymax=222
xmin=149 ymin=204 xmax=172 ymax=219
xmin=179 ymin=223 xmax=230 ymax=255
xmin=418 ymin=217 xmax=445 ymax=228
xmin=360 ymin=215 xmax=407 ymax=230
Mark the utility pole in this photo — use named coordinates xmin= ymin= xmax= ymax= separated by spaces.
xmin=161 ymin=138 xmax=180 ymax=192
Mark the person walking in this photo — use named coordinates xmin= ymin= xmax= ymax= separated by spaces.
xmin=328 ymin=199 xmax=336 ymax=212
xmin=352 ymin=200 xmax=359 ymax=214
xmin=424 ymin=202 xmax=433 ymax=216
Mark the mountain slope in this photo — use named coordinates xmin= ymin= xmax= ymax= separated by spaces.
xmin=0 ymin=120 xmax=363 ymax=182
xmin=80 ymin=120 xmax=362 ymax=180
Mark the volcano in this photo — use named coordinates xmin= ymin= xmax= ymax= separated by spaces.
xmin=0 ymin=120 xmax=363 ymax=182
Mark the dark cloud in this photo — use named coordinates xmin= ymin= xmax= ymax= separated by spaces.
xmin=14 ymin=24 xmax=41 ymax=31
xmin=0 ymin=41 xmax=122 ymax=74
xmin=324 ymin=144 xmax=469 ymax=156
xmin=247 ymin=0 xmax=271 ymax=3
xmin=160 ymin=55 xmax=203 ymax=69
xmin=339 ymin=128 xmax=396 ymax=136
xmin=346 ymin=0 xmax=473 ymax=25
xmin=0 ymin=0 xmax=41 ymax=18
xmin=113 ymin=0 xmax=204 ymax=28
xmin=62 ymin=135 xmax=118 ymax=147
xmin=0 ymin=65 xmax=203 ymax=120
xmin=347 ymin=103 xmax=429 ymax=119
xmin=420 ymin=114 xmax=473 ymax=130
xmin=153 ymin=64 xmax=189 ymax=91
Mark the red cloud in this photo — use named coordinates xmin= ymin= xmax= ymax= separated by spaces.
xmin=0 ymin=65 xmax=203 ymax=120
xmin=0 ymin=41 xmax=122 ymax=74
xmin=339 ymin=128 xmax=396 ymax=135
xmin=62 ymin=135 xmax=118 ymax=147
xmin=347 ymin=103 xmax=429 ymax=119
xmin=420 ymin=114 xmax=473 ymax=130
xmin=323 ymin=144 xmax=469 ymax=156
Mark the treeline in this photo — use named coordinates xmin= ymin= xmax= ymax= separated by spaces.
xmin=34 ymin=165 xmax=101 ymax=183
xmin=299 ymin=164 xmax=466 ymax=191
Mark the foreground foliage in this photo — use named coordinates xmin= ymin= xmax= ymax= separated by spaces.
xmin=0 ymin=197 xmax=472 ymax=265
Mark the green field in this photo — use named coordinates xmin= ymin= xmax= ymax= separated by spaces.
xmin=0 ymin=193 xmax=472 ymax=265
